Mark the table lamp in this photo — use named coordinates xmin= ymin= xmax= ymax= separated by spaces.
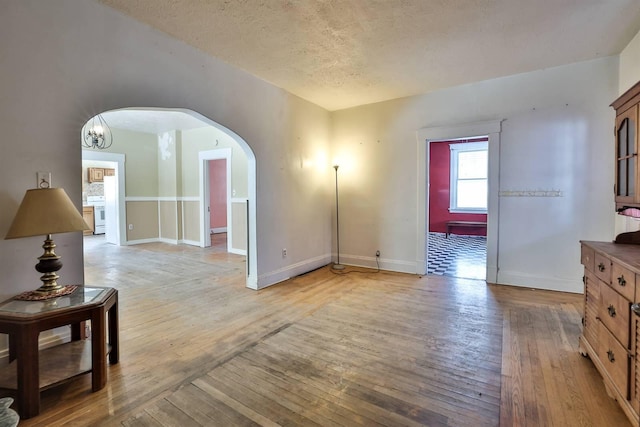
xmin=5 ymin=188 xmax=90 ymax=299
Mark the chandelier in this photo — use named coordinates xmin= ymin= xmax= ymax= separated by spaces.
xmin=82 ymin=114 xmax=113 ymax=150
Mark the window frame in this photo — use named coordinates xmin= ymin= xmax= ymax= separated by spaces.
xmin=449 ymin=141 xmax=488 ymax=214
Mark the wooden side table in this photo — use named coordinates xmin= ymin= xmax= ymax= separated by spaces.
xmin=0 ymin=286 xmax=118 ymax=419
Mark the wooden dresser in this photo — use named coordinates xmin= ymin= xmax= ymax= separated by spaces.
xmin=580 ymin=241 xmax=640 ymax=425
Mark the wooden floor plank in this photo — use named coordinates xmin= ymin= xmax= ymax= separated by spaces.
xmin=8 ymin=237 xmax=632 ymax=426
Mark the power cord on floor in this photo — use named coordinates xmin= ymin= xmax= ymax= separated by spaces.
xmin=330 ymin=255 xmax=381 ymax=275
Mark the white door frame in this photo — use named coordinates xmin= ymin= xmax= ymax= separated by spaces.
xmin=199 ymin=148 xmax=232 ymax=251
xmin=416 ymin=120 xmax=502 ymax=283
xmin=81 ymin=150 xmax=126 ymax=246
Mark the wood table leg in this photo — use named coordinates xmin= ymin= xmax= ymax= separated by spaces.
xmin=16 ymin=324 xmax=39 ymax=419
xmin=91 ymin=307 xmax=107 ymax=392
xmin=108 ymin=299 xmax=119 ymax=364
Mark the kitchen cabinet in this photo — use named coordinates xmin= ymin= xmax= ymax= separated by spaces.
xmin=88 ymin=168 xmax=115 ymax=183
xmin=612 ymin=80 xmax=640 ymax=210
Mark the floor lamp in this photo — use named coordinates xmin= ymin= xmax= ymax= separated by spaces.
xmin=332 ymin=165 xmax=345 ymax=270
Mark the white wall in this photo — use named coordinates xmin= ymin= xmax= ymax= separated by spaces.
xmin=331 ymin=57 xmax=618 ymax=293
xmin=0 ymin=0 xmax=332 ymax=300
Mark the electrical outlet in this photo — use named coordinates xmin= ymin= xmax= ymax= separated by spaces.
xmin=376 ymin=250 xmax=380 ymax=257
xmin=282 ymin=248 xmax=287 ymax=258
xmin=128 ymin=224 xmax=134 ymax=230
xmin=37 ymin=171 xmax=51 ymax=188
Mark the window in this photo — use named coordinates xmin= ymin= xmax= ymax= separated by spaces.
xmin=450 ymin=141 xmax=488 ymax=213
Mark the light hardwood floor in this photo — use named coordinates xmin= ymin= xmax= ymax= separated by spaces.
xmin=13 ymin=236 xmax=631 ymax=426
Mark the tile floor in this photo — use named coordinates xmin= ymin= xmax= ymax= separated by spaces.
xmin=427 ymin=232 xmax=487 ymax=280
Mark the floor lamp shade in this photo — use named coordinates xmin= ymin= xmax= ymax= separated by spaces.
xmin=5 ymin=188 xmax=90 ymax=298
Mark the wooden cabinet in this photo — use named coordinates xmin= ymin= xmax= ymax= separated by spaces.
xmin=612 ymin=81 xmax=640 ymax=210
xmin=83 ymin=206 xmax=94 ymax=235
xmin=87 ymin=167 xmax=114 ymax=183
xmin=580 ymin=241 xmax=640 ymax=425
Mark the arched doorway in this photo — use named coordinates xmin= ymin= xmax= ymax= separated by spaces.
xmin=81 ymin=107 xmax=258 ymax=289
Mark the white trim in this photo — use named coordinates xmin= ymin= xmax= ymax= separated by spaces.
xmin=126 ymin=238 xmax=159 ymax=245
xmin=211 ymin=227 xmax=227 ymax=234
xmin=256 ymin=254 xmax=331 ymax=289
xmin=229 ymin=247 xmax=247 ymax=256
xmin=125 ymin=196 xmax=198 ymax=201
xmin=497 ymin=270 xmax=582 ymax=294
xmin=199 ymin=148 xmax=233 ymax=251
xmin=416 ymin=120 xmax=502 ymax=283
xmin=82 ymin=151 xmax=126 ymax=246
xmin=337 ymin=253 xmax=417 ymax=274
xmin=158 ymin=237 xmax=179 ymax=245
xmin=179 ymin=239 xmax=200 ymax=246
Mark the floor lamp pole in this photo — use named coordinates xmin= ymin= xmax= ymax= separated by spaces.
xmin=333 ymin=165 xmax=344 ymax=270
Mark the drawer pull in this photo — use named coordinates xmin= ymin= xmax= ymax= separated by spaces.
xmin=607 ymin=349 xmax=615 ymax=363
xmin=598 ymin=262 xmax=606 ymax=272
xmin=632 ymin=304 xmax=640 ymax=316
xmin=607 ymin=305 xmax=617 ymax=318
xmin=618 ymin=275 xmax=626 ymax=287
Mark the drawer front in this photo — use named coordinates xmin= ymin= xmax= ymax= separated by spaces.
xmin=594 ymin=253 xmax=611 ymax=284
xmin=611 ymin=262 xmax=635 ymax=301
xmin=581 ymin=244 xmax=595 ymax=272
xmin=598 ymin=321 xmax=630 ymax=399
xmin=584 ymin=270 xmax=600 ymax=348
xmin=599 ymin=283 xmax=630 ymax=347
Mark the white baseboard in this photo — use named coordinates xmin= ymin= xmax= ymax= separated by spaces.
xmin=126 ymin=238 xmax=160 ymax=245
xmin=210 ymin=227 xmax=227 ymax=234
xmin=158 ymin=237 xmax=179 ymax=245
xmin=229 ymin=247 xmax=247 ymax=256
xmin=496 ymin=270 xmax=583 ymax=293
xmin=257 ymin=254 xmax=332 ymax=289
xmin=179 ymin=239 xmax=201 ymax=246
xmin=338 ymin=253 xmax=418 ymax=275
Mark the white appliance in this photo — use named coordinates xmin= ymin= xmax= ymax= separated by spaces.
xmin=87 ymin=195 xmax=106 ymax=234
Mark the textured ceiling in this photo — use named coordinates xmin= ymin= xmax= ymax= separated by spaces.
xmin=100 ymin=0 xmax=640 ymax=111
xmin=100 ymin=109 xmax=209 ymax=134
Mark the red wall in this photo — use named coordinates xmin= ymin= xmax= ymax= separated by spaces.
xmin=208 ymin=159 xmax=227 ymax=229
xmin=429 ymin=139 xmax=487 ymax=236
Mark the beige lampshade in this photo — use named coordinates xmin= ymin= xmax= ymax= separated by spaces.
xmin=5 ymin=188 xmax=90 ymax=239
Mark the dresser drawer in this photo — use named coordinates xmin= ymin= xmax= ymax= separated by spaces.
xmin=610 ymin=262 xmax=635 ymax=301
xmin=581 ymin=244 xmax=595 ymax=272
xmin=598 ymin=321 xmax=630 ymax=399
xmin=599 ymin=282 xmax=630 ymax=347
xmin=583 ymin=270 xmax=600 ymax=349
xmin=594 ymin=253 xmax=611 ymax=284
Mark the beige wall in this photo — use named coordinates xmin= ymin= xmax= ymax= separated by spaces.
xmin=126 ymin=201 xmax=160 ymax=241
xmin=182 ymin=201 xmax=200 ymax=242
xmin=619 ymin=28 xmax=640 ymax=95
xmin=158 ymin=130 xmax=178 ymax=198
xmin=232 ymin=201 xmax=248 ymax=251
xmin=331 ymin=57 xmax=618 ymax=293
xmin=159 ymin=201 xmax=178 ymax=240
xmin=181 ymin=128 xmax=249 ymax=198
xmin=0 ymin=0 xmax=331 ymax=297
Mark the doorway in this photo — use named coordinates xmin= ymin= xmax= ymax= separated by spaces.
xmin=81 ymin=108 xmax=258 ymax=289
xmin=427 ymin=138 xmax=488 ymax=280
xmin=416 ymin=120 xmax=502 ymax=283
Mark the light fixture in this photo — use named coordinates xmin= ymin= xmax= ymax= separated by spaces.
xmin=82 ymin=114 xmax=113 ymax=150
xmin=332 ymin=165 xmax=344 ymax=270
xmin=5 ymin=188 xmax=90 ymax=300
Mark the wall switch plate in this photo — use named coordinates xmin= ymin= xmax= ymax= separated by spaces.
xmin=37 ymin=171 xmax=51 ymax=188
